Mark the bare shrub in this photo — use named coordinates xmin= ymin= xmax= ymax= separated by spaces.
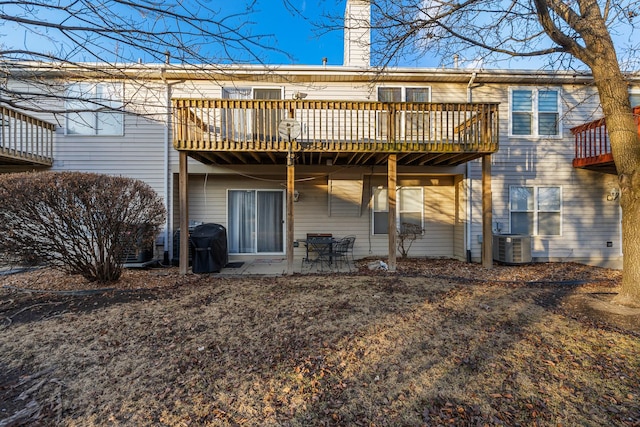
xmin=0 ymin=171 xmax=165 ymax=283
xmin=397 ymin=222 xmax=424 ymax=258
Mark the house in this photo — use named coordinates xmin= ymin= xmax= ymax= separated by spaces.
xmin=1 ymin=0 xmax=638 ymax=273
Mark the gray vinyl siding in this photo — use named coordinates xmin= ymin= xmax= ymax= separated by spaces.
xmin=467 ymin=82 xmax=622 ymax=266
xmin=52 ymin=112 xmax=167 ymax=195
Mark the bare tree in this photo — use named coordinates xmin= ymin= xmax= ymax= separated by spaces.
xmin=0 ymin=0 xmax=289 ymax=113
xmin=341 ymin=0 xmax=640 ymax=305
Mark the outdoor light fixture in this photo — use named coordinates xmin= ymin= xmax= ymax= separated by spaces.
xmin=607 ymin=187 xmax=620 ymax=201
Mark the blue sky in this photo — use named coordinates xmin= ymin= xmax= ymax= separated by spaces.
xmin=225 ymin=0 xmax=637 ymax=70
xmin=0 ymin=0 xmax=347 ymax=65
xmin=1 ymin=0 xmax=636 ymax=70
xmin=228 ymin=0 xmax=346 ymax=66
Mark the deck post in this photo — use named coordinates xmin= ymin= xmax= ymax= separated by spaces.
xmin=179 ymin=150 xmax=190 ymax=275
xmin=388 ymin=154 xmax=397 ymax=272
xmin=286 ymin=140 xmax=295 ymax=275
xmin=482 ymin=154 xmax=493 ymax=269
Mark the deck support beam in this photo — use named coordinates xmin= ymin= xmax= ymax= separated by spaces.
xmin=388 ymin=154 xmax=397 ymax=272
xmin=179 ymin=151 xmax=190 ymax=275
xmin=482 ymin=154 xmax=493 ymax=269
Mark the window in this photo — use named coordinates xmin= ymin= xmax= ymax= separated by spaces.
xmin=630 ymin=92 xmax=640 ymax=107
xmin=65 ymin=83 xmax=123 ymax=135
xmin=510 ymin=88 xmax=560 ymax=137
xmin=372 ymin=186 xmax=424 ymax=234
xmin=378 ymin=87 xmax=431 ymax=139
xmin=510 ymin=186 xmax=561 ymax=236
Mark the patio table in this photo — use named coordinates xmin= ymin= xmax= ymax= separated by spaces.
xmin=299 ymin=234 xmax=335 ymax=270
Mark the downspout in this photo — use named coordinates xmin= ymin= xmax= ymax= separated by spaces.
xmin=163 ymin=78 xmax=171 ymax=264
xmin=466 ymin=72 xmax=477 ymax=263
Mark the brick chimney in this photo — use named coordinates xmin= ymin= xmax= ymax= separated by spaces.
xmin=343 ymin=0 xmax=371 ymax=67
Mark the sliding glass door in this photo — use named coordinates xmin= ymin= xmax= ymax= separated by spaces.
xmin=228 ymin=190 xmax=284 ymax=254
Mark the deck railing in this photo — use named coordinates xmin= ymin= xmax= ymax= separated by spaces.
xmin=173 ymin=99 xmax=499 ymax=153
xmin=0 ymin=106 xmax=55 ymax=166
xmin=571 ymin=106 xmax=640 ymax=168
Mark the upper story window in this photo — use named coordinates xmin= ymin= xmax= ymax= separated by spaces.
xmin=222 ymin=87 xmax=282 ymax=141
xmin=378 ymin=87 xmax=431 ymax=103
xmin=510 ymin=88 xmax=561 ymax=137
xmin=65 ymin=82 xmax=123 ymax=136
xmin=377 ymin=87 xmax=431 ymax=139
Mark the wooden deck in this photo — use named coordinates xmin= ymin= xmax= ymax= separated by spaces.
xmin=571 ymin=106 xmax=640 ymax=175
xmin=173 ymin=99 xmax=499 ymax=166
xmin=0 ymin=106 xmax=55 ymax=167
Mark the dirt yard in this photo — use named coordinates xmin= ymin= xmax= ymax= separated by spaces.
xmin=1 ymin=259 xmax=639 ymax=426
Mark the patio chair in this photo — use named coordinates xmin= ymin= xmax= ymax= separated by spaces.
xmin=328 ymin=235 xmax=356 ymax=272
xmin=342 ymin=235 xmax=356 ymax=268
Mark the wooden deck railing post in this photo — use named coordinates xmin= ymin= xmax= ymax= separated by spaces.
xmin=388 ymin=104 xmax=396 ymax=145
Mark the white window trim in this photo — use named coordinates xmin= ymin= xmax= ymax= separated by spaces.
xmin=251 ymin=87 xmax=285 ymax=99
xmin=222 ymin=86 xmax=284 ymax=99
xmin=376 ymin=86 xmax=432 ymax=102
xmin=508 ymin=87 xmax=562 ymax=139
xmin=64 ymin=82 xmax=124 ymax=136
xmin=371 ymin=186 xmax=424 ymax=235
xmin=372 ymin=186 xmax=389 ymax=235
xmin=509 ymin=185 xmax=562 ymax=236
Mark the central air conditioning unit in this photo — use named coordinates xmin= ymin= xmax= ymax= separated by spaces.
xmin=120 ymin=225 xmax=155 ymax=267
xmin=122 ymin=243 xmax=154 ymax=265
xmin=493 ymin=234 xmax=532 ymax=264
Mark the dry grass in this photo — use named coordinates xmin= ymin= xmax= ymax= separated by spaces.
xmin=0 ymin=259 xmax=638 ymax=426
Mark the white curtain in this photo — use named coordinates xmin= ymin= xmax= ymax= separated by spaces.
xmin=228 ymin=190 xmax=256 ymax=253
xmin=257 ymin=191 xmax=283 ymax=252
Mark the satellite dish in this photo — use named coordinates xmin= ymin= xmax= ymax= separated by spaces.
xmin=278 ymin=119 xmax=301 ymax=140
